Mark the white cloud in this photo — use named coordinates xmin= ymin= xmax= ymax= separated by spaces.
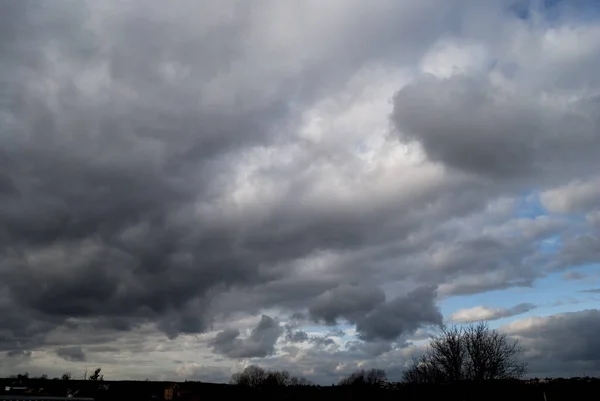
xmin=450 ymin=303 xmax=536 ymax=323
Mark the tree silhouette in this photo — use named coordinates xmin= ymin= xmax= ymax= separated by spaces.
xmin=231 ymin=365 xmax=311 ymax=387
xmin=231 ymin=365 xmax=267 ymax=387
xmin=403 ymin=321 xmax=527 ymax=383
xmin=89 ymin=368 xmax=104 ymax=381
xmin=338 ymin=369 xmax=387 ymax=386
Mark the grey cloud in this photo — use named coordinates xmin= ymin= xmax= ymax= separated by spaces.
xmin=393 ymin=74 xmax=600 ymax=182
xmin=327 ymin=329 xmax=346 ymax=337
xmin=6 ymin=350 xmax=32 ymax=358
xmin=209 ymin=315 xmax=283 ymax=358
xmin=450 ymin=302 xmax=536 ymax=323
xmin=0 ymin=0 xmax=483 ymax=353
xmin=581 ymin=288 xmax=600 ymax=293
xmin=417 ymin=236 xmax=538 ymax=284
xmin=563 ymin=271 xmax=587 ymax=281
xmin=286 ymin=330 xmax=309 ymax=343
xmin=541 ymin=177 xmax=600 ymax=214
xmin=505 ymin=309 xmax=600 ymax=377
xmin=554 ymin=234 xmax=600 ymax=269
xmin=345 ymin=340 xmax=393 ymax=356
xmin=439 ymin=275 xmax=535 ymax=297
xmin=309 ymin=336 xmax=336 ymax=347
xmin=56 ymin=346 xmax=86 ymax=362
xmin=307 ymin=283 xmax=444 ymax=342
xmin=282 ymin=322 xmax=334 ymax=346
xmin=394 ymin=76 xmax=536 ymax=177
xmin=355 ymin=286 xmax=443 ymax=341
xmin=309 ymin=283 xmax=385 ymax=324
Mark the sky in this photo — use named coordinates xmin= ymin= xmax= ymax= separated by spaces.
xmin=1 ymin=0 xmax=600 ymax=385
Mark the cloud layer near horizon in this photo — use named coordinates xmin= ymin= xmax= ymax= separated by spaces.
xmin=1 ymin=0 xmax=600 ymax=383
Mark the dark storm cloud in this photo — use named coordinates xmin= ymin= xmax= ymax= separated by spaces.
xmin=209 ymin=315 xmax=283 ymax=358
xmin=355 ymin=286 xmax=443 ymax=341
xmin=0 ymin=0 xmax=267 ymax=346
xmin=0 ymin=0 xmax=479 ymax=353
xmin=56 ymin=346 xmax=86 ymax=362
xmin=505 ymin=309 xmax=600 ymax=377
xmin=394 ymin=75 xmax=538 ymax=178
xmin=392 ymin=74 xmax=600 ymax=182
xmin=0 ymin=0 xmax=383 ymax=348
xmin=306 ymin=284 xmax=443 ymax=343
xmin=309 ymin=283 xmax=386 ymax=324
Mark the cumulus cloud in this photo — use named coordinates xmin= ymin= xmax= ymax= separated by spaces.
xmin=541 ymin=177 xmax=600 ymax=214
xmin=450 ymin=303 xmax=536 ymax=323
xmin=1 ymin=0 xmax=600 ymax=382
xmin=309 ymin=283 xmax=386 ymax=324
xmin=56 ymin=346 xmax=86 ymax=362
xmin=209 ymin=315 xmax=283 ymax=358
xmin=355 ymin=286 xmax=443 ymax=341
xmin=504 ymin=309 xmax=600 ymax=377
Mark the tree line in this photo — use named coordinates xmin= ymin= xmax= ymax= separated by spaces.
xmin=12 ymin=368 xmax=104 ymax=382
xmin=230 ymin=365 xmax=313 ymax=387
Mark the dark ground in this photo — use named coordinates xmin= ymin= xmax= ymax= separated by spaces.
xmin=1 ymin=377 xmax=598 ymax=400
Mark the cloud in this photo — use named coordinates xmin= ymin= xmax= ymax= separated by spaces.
xmin=6 ymin=350 xmax=32 ymax=358
xmin=1 ymin=0 xmax=600 ymax=383
xmin=563 ymin=271 xmax=587 ymax=280
xmin=581 ymin=288 xmax=600 ymax=293
xmin=209 ymin=315 xmax=283 ymax=358
xmin=541 ymin=177 xmax=600 ymax=214
xmin=309 ymin=283 xmax=386 ymax=324
xmin=504 ymin=309 xmax=600 ymax=377
xmin=56 ymin=346 xmax=86 ymax=362
xmin=450 ymin=303 xmax=537 ymax=323
xmin=285 ymin=328 xmax=309 ymax=343
xmin=355 ymin=286 xmax=443 ymax=341
xmin=393 ymin=74 xmax=600 ymax=182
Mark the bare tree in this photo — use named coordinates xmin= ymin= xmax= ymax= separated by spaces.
xmin=289 ymin=376 xmax=313 ymax=386
xmin=17 ymin=372 xmax=29 ymax=380
xmin=89 ymin=368 xmax=103 ymax=381
xmin=264 ymin=370 xmax=290 ymax=387
xmin=403 ymin=322 xmax=527 ymax=383
xmin=463 ymin=321 xmax=527 ymax=381
xmin=231 ymin=365 xmax=311 ymax=387
xmin=366 ymin=368 xmax=387 ymax=385
xmin=402 ymin=355 xmax=444 ymax=384
xmin=429 ymin=325 xmax=466 ymax=381
xmin=61 ymin=373 xmax=71 ymax=381
xmin=231 ymin=365 xmax=267 ymax=387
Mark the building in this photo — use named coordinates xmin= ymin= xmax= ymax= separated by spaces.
xmin=164 ymin=383 xmax=178 ymax=400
